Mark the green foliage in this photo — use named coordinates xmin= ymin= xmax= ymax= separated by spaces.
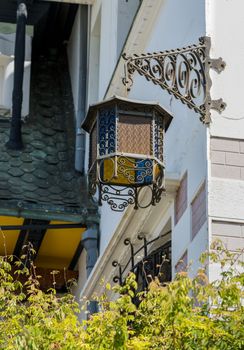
xmin=0 ymin=240 xmax=243 ymax=349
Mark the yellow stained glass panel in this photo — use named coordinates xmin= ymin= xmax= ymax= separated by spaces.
xmin=102 ymin=157 xmax=136 ymax=185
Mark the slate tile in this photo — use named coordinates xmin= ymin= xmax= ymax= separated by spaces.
xmin=49 ymin=194 xmax=63 ymax=201
xmin=10 ymin=186 xmax=24 ymax=194
xmin=56 ymin=143 xmax=67 ymax=152
xmin=22 ymin=163 xmax=35 ymax=173
xmin=8 ymin=168 xmax=24 ymax=177
xmin=49 ymin=186 xmax=63 ymax=194
xmin=31 ymin=150 xmax=46 ymax=160
xmin=0 ymin=163 xmax=10 ymax=172
xmin=40 ymin=127 xmax=56 ymax=136
xmin=8 ymin=178 xmax=23 ymax=186
xmin=0 ymin=152 xmax=10 ymax=162
xmin=31 ymin=140 xmax=45 ymax=150
xmin=22 ymin=183 xmax=38 ymax=192
xmin=37 ymin=179 xmax=50 ymax=189
xmin=46 ymin=146 xmax=57 ymax=156
xmin=46 ymin=165 xmax=59 ymax=175
xmin=0 ymin=189 xmax=10 ymax=197
xmin=62 ymin=172 xmax=73 ymax=181
xmin=22 ymin=173 xmax=35 ymax=183
xmin=58 ymin=152 xmax=68 ymax=161
xmin=32 ymin=131 xmax=43 ymax=140
xmin=46 ymin=156 xmax=58 ymax=165
xmin=10 ymin=159 xmax=22 ymax=167
xmin=42 ymin=110 xmax=53 ymax=118
xmin=36 ymin=188 xmax=50 ymax=197
xmin=0 ymin=181 xmax=7 ymax=189
xmin=25 ymin=192 xmax=39 ymax=201
xmin=7 ymin=148 xmax=22 ymax=157
xmin=20 ymin=154 xmax=33 ymax=163
xmin=35 ymin=169 xmax=49 ymax=179
xmin=63 ymin=191 xmax=76 ymax=199
xmin=63 ymin=197 xmax=79 ymax=204
xmin=39 ymin=102 xmax=52 ymax=109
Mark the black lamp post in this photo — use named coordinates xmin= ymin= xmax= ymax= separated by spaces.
xmin=6 ymin=0 xmax=28 ymax=150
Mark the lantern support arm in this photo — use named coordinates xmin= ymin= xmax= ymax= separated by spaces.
xmin=122 ymin=36 xmax=226 ymax=124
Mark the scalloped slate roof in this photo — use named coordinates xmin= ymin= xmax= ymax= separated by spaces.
xmin=0 ymin=53 xmax=97 ymax=222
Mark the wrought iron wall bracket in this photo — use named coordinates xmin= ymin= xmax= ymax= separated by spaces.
xmin=122 ymin=37 xmax=226 ymax=124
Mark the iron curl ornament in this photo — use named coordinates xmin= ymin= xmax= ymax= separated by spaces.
xmin=122 ymin=37 xmax=226 ymax=124
xmin=82 ymin=96 xmax=172 ymax=212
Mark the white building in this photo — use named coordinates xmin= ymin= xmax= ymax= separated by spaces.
xmin=74 ymin=0 xmax=244 ymax=305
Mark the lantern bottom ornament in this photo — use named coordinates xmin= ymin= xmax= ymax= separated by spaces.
xmin=88 ymin=154 xmax=165 ymax=212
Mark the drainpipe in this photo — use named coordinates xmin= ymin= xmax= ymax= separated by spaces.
xmin=81 ymin=225 xmax=99 ymax=314
xmin=75 ymin=5 xmax=88 ymax=173
xmin=6 ymin=0 xmax=27 ymax=150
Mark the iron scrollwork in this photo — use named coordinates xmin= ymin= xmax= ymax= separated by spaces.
xmin=97 ymin=182 xmax=166 ymax=212
xmin=99 ymin=107 xmax=116 ymax=156
xmin=93 ymin=154 xmax=165 ymax=212
xmin=99 ymin=183 xmax=136 ymax=212
xmin=112 ymin=231 xmax=172 ymax=289
xmin=123 ymin=37 xmax=226 ymax=124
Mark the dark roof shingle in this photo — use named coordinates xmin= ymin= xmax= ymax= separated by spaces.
xmin=0 ymin=53 xmax=97 ymax=223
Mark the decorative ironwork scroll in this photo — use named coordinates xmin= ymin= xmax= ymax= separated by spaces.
xmin=98 ymin=107 xmax=116 ymax=155
xmin=88 ymin=155 xmax=165 ymax=211
xmin=98 ymin=183 xmax=136 ymax=212
xmin=83 ymin=96 xmax=172 ymax=212
xmin=123 ymin=37 xmax=226 ymax=124
xmin=112 ymin=231 xmax=172 ymax=289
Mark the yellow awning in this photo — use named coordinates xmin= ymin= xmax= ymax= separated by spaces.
xmin=0 ymin=216 xmax=86 ymax=270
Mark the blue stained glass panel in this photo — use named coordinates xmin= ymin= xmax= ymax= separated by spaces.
xmin=135 ymin=159 xmax=153 ymax=185
xmin=98 ymin=107 xmax=116 ymax=156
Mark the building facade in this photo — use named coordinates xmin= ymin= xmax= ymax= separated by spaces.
xmin=0 ymin=0 xmax=243 ymax=310
xmin=77 ymin=0 xmax=244 ymax=304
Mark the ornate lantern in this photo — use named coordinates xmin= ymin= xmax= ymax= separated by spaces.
xmin=82 ymin=96 xmax=172 ymax=212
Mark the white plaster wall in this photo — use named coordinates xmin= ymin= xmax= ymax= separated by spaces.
xmin=74 ymin=248 xmax=87 ymax=298
xmin=0 ymin=33 xmax=31 ymax=117
xmin=128 ymin=0 xmax=207 ymax=273
xmin=209 ymin=178 xmax=244 ymax=223
xmin=98 ymin=0 xmax=118 ymax=99
xmin=206 ymin=0 xmax=244 ymax=279
xmin=0 ymin=33 xmax=31 ymax=60
xmin=88 ymin=7 xmax=100 ymax=105
xmin=87 ymin=0 xmax=208 ymax=265
xmin=0 ymin=56 xmax=13 ymax=107
xmin=86 ymin=0 xmax=125 ymax=255
xmin=117 ymin=0 xmax=140 ymax=57
xmin=206 ymin=0 xmax=244 ymax=139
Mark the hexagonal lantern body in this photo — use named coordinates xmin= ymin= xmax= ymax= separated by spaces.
xmin=82 ymin=96 xmax=172 ymax=211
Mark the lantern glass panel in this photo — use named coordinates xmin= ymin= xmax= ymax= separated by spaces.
xmin=89 ymin=123 xmax=97 ymax=169
xmin=98 ymin=107 xmax=116 ymax=156
xmin=118 ymin=115 xmax=152 ymax=155
xmin=100 ymin=156 xmax=154 ymax=186
xmin=154 ymin=114 xmax=164 ymax=162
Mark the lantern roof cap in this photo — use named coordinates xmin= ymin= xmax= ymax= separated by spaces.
xmin=82 ymin=95 xmax=173 ymax=133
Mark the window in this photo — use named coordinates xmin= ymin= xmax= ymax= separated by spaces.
xmin=175 ymin=250 xmax=187 ymax=273
xmin=191 ymin=182 xmax=206 ymax=240
xmin=175 ymin=172 xmax=187 ymax=225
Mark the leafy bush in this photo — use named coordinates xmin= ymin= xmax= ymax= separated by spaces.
xmin=0 ymin=241 xmax=243 ymax=349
